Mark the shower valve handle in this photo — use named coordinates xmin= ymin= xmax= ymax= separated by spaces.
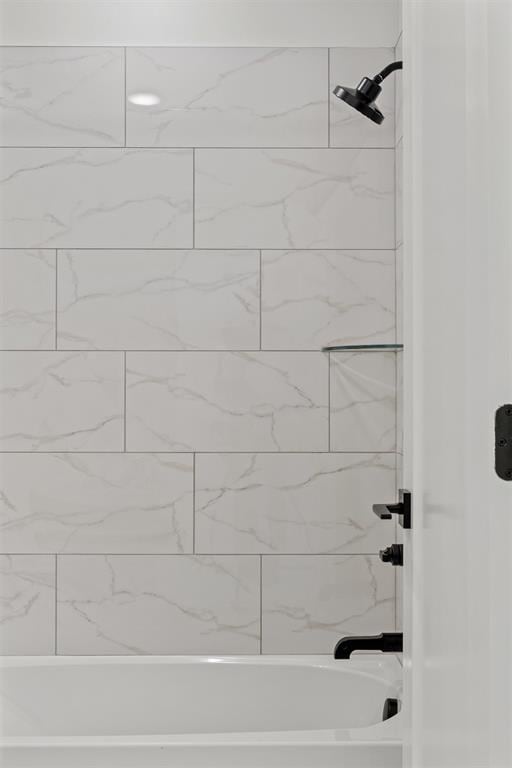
xmin=372 ymin=489 xmax=412 ymax=529
xmin=373 ymin=502 xmax=401 ymax=519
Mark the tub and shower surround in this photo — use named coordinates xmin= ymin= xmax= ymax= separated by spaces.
xmin=0 ymin=45 xmax=398 ymax=656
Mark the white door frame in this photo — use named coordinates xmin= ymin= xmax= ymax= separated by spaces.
xmin=402 ymin=1 xmax=512 ymax=766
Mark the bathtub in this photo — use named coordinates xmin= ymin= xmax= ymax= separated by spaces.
xmin=0 ymin=654 xmax=402 ymax=768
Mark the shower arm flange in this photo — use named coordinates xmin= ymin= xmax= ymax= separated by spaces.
xmin=374 ymin=60 xmax=403 ymax=84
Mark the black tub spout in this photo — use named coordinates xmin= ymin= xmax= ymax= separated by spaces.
xmin=334 ymin=632 xmax=403 ymax=659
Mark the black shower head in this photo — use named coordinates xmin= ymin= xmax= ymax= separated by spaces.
xmin=333 ymin=61 xmax=402 ymax=125
xmin=333 ymin=79 xmax=384 ymax=124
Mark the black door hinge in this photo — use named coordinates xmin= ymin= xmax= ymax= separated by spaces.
xmin=495 ymin=405 xmax=512 ymax=481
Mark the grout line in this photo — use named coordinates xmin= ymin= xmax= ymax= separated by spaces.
xmin=123 ymin=47 xmax=127 ymax=147
xmin=192 ymin=453 xmax=196 ymax=554
xmin=394 ymin=137 xmax=397 ymax=252
xmin=6 ymin=552 xmax=387 ymax=557
xmin=394 ymin=562 xmax=398 ymax=631
xmin=0 ymin=146 xmax=397 ymax=151
xmin=327 ymin=48 xmax=331 ymax=148
xmin=40 ymin=652 xmax=369 ymax=658
xmin=0 ymin=45 xmax=396 ymax=50
xmin=123 ymin=351 xmax=127 ymax=452
xmin=394 ymin=247 xmax=398 ymax=345
xmin=54 ymin=250 xmax=58 ymax=350
xmin=192 ymin=148 xmax=196 ymax=248
xmin=394 ymin=345 xmax=399 ymax=458
xmin=0 ymin=348 xmax=395 ymax=354
xmin=394 ymin=40 xmax=398 ymax=149
xmin=0 ymin=247 xmax=397 ymax=253
xmin=0 ymin=348 xmax=396 ymax=356
xmin=327 ymin=352 xmax=331 ymax=451
xmin=54 ymin=554 xmax=58 ymax=655
xmin=259 ymin=250 xmax=262 ymax=350
xmin=259 ymin=555 xmax=263 ymax=654
xmin=0 ymin=450 xmax=398 ymax=455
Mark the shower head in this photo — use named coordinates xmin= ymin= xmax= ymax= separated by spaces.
xmin=333 ymin=60 xmax=402 ymax=125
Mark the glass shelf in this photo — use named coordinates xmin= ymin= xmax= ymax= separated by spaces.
xmin=321 ymin=343 xmax=404 ymax=352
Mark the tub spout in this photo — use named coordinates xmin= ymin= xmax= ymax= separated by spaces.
xmin=334 ymin=632 xmax=403 ymax=659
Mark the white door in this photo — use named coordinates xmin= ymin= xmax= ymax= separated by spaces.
xmin=402 ymin=1 xmax=512 ymax=766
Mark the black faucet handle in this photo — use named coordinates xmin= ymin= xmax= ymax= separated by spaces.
xmin=372 ymin=489 xmax=411 ymax=529
xmin=372 ymin=502 xmax=400 ymax=519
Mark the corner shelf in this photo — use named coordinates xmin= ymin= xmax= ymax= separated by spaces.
xmin=321 ymin=343 xmax=404 ymax=352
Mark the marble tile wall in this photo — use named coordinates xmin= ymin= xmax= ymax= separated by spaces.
xmin=0 ymin=45 xmax=398 ymax=654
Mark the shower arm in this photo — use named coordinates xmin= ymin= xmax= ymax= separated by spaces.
xmin=373 ymin=60 xmax=403 ymax=84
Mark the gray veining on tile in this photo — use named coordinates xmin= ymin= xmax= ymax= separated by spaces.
xmin=0 ymin=554 xmax=55 ymax=654
xmin=261 ymin=249 xmax=395 ymax=349
xmin=195 ymin=452 xmax=396 ymax=554
xmin=126 ymin=351 xmax=328 ymax=452
xmin=330 ymin=351 xmax=396 ymax=452
xmin=0 ymin=47 xmax=124 ymax=146
xmin=57 ymin=554 xmax=260 ymax=654
xmin=195 ymin=149 xmax=394 ymax=249
xmin=0 ymin=249 xmax=55 ymax=349
xmin=262 ymin=554 xmax=395 ymax=653
xmin=0 ymin=352 xmax=124 ymax=451
xmin=126 ymin=47 xmax=327 ymax=147
xmin=330 ymin=48 xmax=395 ymax=148
xmin=57 ymin=249 xmax=259 ymax=350
xmin=0 ymin=42 xmax=402 ymax=657
xmin=0 ymin=149 xmax=193 ymax=248
xmin=0 ymin=453 xmax=193 ymax=553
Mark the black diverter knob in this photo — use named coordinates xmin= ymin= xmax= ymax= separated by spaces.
xmin=379 ymin=543 xmax=403 ymax=566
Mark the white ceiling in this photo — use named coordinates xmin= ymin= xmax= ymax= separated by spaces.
xmin=0 ymin=0 xmax=401 ymax=47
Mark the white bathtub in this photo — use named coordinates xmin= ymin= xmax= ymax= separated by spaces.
xmin=0 ymin=655 xmax=402 ymax=768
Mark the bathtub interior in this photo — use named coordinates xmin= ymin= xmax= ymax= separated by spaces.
xmin=0 ymin=656 xmax=402 ymax=741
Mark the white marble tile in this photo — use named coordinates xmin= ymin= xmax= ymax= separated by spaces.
xmin=195 ymin=149 xmax=394 ymax=249
xmin=261 ymin=249 xmax=395 ymax=350
xmin=330 ymin=48 xmax=395 ymax=148
xmin=195 ymin=452 xmax=396 ymax=554
xmin=0 ymin=352 xmax=123 ymax=451
xmin=396 ymin=244 xmax=403 ymax=343
xmin=395 ymin=35 xmax=403 ymax=145
xmin=126 ymin=47 xmax=327 ymax=147
xmin=330 ymin=351 xmax=396 ymax=452
xmin=396 ymin=138 xmax=402 ymax=246
xmin=0 ymin=47 xmax=124 ymax=147
xmin=57 ymin=555 xmax=260 ymax=654
xmin=0 ymin=453 xmax=193 ymax=554
xmin=0 ymin=554 xmax=55 ymax=654
xmin=396 ymin=350 xmax=403 ymax=456
xmin=0 ymin=249 xmax=55 ymax=349
xmin=126 ymin=352 xmax=328 ymax=452
xmin=0 ymin=149 xmax=193 ymax=248
xmin=396 ymin=559 xmax=403 ymax=631
xmin=262 ymin=555 xmax=395 ymax=653
xmin=57 ymin=249 xmax=259 ymax=350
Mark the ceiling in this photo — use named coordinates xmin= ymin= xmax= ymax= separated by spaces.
xmin=0 ymin=0 xmax=401 ymax=47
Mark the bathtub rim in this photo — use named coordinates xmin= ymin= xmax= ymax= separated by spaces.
xmin=0 ymin=654 xmax=402 ymax=748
